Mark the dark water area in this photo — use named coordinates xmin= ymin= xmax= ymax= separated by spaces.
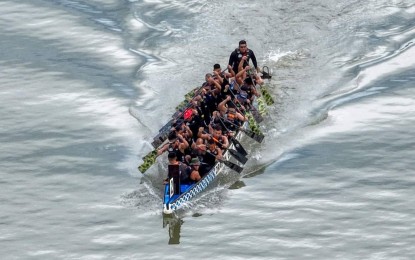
xmin=1 ymin=0 xmax=414 ymax=259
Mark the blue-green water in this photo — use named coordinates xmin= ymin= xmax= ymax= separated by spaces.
xmin=1 ymin=0 xmax=414 ymax=259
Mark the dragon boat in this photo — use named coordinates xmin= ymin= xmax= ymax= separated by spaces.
xmin=137 ymin=66 xmax=274 ymax=214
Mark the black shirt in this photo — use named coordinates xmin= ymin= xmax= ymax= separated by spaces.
xmin=228 ymin=48 xmax=258 ymax=73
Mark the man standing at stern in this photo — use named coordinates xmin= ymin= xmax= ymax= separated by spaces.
xmin=228 ymin=40 xmax=259 ymax=74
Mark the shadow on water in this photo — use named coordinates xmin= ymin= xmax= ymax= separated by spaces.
xmin=243 ymin=165 xmax=267 ymax=179
xmin=162 ymin=214 xmax=183 ymax=245
xmin=228 ymin=180 xmax=246 ymax=189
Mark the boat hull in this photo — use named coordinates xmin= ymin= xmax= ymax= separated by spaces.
xmin=163 ymin=130 xmax=242 ymax=214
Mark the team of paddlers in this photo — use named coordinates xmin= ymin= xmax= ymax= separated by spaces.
xmin=158 ymin=40 xmax=267 ymax=184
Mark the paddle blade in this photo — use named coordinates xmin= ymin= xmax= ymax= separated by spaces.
xmin=252 ymin=132 xmax=265 ymax=143
xmin=257 ymin=135 xmax=265 ymax=143
xmin=243 ymin=129 xmax=265 ymax=143
xmin=230 ymin=137 xmax=248 ymax=156
xmin=152 ymin=132 xmax=168 ymax=148
xmin=138 ymin=150 xmax=158 ymax=173
xmin=151 ymin=138 xmax=162 ymax=148
xmin=250 ymin=108 xmax=264 ymax=123
xmin=222 ymin=160 xmax=243 ymax=173
xmin=257 ymin=97 xmax=268 ymax=116
xmin=260 ymin=86 xmax=274 ymax=105
xmin=228 ymin=149 xmax=248 ymax=165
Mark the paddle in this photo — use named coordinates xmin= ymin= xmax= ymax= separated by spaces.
xmin=259 ymin=85 xmax=275 ymax=106
xmin=205 ymin=151 xmax=243 ymax=174
xmin=247 ymin=65 xmax=275 ymax=106
xmin=226 ymin=147 xmax=247 ymax=164
xmin=220 ymin=116 xmax=264 ymax=143
xmin=152 ymin=130 xmax=171 ymax=148
xmin=228 ymin=136 xmax=248 ymax=157
xmin=248 ymin=103 xmax=264 ymax=122
xmin=220 ymin=159 xmax=243 ymax=173
xmin=138 ymin=149 xmax=159 ymax=174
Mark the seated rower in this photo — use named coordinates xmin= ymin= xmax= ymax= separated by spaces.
xmin=212 ymin=63 xmax=235 ymax=88
xmin=238 ymin=77 xmax=259 ymax=108
xmin=209 ymin=124 xmax=229 ymax=150
xmin=195 ymin=138 xmax=222 ymax=176
xmin=217 ymin=95 xmax=247 ymax=122
xmin=189 ymin=157 xmax=202 ymax=182
xmin=196 ymin=126 xmax=210 ymax=146
xmin=202 ymin=73 xmax=221 ymax=93
xmin=203 ymin=88 xmax=222 ymax=119
xmin=213 ymin=64 xmax=235 ymax=80
xmin=164 ymin=152 xmax=191 ymax=184
xmin=237 ymin=56 xmax=264 ymax=85
xmin=174 ymin=120 xmax=193 ymax=149
xmin=157 ymin=131 xmax=189 ymax=163
xmin=212 ymin=106 xmax=245 ymax=134
xmin=195 ymin=124 xmax=229 ymax=152
xmin=184 ymin=107 xmax=204 ymax=142
xmin=206 ymin=138 xmax=222 ymax=161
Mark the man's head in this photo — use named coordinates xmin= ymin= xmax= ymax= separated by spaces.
xmin=168 ymin=152 xmax=177 ymax=163
xmin=168 ymin=131 xmax=177 ymax=142
xmin=244 ymin=77 xmax=254 ymax=85
xmin=168 ymin=131 xmax=179 ymax=147
xmin=205 ymin=73 xmax=213 ymax=81
xmin=239 ymin=40 xmax=247 ymax=53
xmin=207 ymin=138 xmax=217 ymax=150
xmin=213 ymin=63 xmax=221 ymax=73
xmin=213 ymin=124 xmax=222 ymax=137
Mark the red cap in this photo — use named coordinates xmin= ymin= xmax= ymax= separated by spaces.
xmin=184 ymin=109 xmax=193 ymax=120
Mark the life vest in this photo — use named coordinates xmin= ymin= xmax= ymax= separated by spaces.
xmin=226 ymin=107 xmax=238 ymax=121
xmin=235 ymin=48 xmax=250 ymax=61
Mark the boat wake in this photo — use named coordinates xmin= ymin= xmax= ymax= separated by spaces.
xmin=120 ymin=181 xmax=161 ymax=215
xmin=121 ymin=173 xmax=239 ymax=216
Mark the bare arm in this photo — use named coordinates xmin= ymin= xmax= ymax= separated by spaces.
xmin=177 ymin=134 xmax=189 ymax=152
xmin=197 ymin=127 xmax=210 ymax=140
xmin=215 ymin=147 xmax=223 ymax=160
xmin=218 ymin=95 xmax=231 ymax=114
xmin=157 ymin=143 xmax=170 ymax=155
xmin=227 ymin=65 xmax=235 ymax=78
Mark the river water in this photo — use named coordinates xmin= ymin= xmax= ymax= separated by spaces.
xmin=1 ymin=0 xmax=414 ymax=259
